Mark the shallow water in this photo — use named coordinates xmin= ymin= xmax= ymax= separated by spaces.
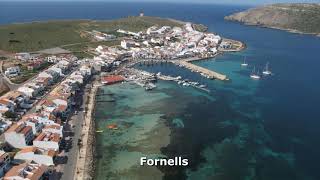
xmin=2 ymin=2 xmax=320 ymax=180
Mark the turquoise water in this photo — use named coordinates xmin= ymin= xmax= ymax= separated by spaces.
xmin=94 ymin=82 xmax=212 ymax=179
xmin=2 ymin=2 xmax=320 ymax=180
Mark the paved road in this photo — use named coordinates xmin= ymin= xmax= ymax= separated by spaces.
xmin=60 ymin=85 xmax=89 ymax=180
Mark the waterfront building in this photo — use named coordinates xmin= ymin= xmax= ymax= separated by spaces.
xmin=33 ymin=132 xmax=61 ymax=151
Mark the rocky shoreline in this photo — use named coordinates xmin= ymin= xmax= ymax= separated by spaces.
xmin=225 ymin=3 xmax=320 ymax=37
xmin=74 ymin=77 xmax=100 ymax=180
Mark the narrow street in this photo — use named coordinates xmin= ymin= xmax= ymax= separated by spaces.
xmin=58 ymin=83 xmax=91 ymax=180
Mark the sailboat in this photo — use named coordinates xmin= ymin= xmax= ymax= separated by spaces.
xmin=262 ymin=62 xmax=272 ymax=75
xmin=241 ymin=56 xmax=248 ymax=66
xmin=250 ymin=66 xmax=261 ymax=79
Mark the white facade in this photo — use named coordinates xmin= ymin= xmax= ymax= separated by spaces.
xmin=17 ymin=87 xmax=35 ymax=98
xmin=14 ymin=148 xmax=55 ymax=166
xmin=42 ymin=125 xmax=63 ymax=137
xmin=4 ymin=124 xmax=34 ymax=149
xmin=4 ymin=66 xmax=20 ymax=77
xmin=33 ymin=132 xmax=60 ymax=151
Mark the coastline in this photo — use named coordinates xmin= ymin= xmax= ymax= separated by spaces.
xmin=74 ymin=77 xmax=100 ymax=180
xmin=225 ymin=18 xmax=320 ymax=37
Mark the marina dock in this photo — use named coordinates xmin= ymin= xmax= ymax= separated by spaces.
xmin=173 ymin=60 xmax=228 ymax=81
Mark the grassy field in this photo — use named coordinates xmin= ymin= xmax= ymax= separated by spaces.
xmin=225 ymin=3 xmax=320 ymax=35
xmin=0 ymin=16 xmax=191 ymax=53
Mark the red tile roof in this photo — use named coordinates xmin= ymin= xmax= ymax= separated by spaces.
xmin=102 ymin=75 xmax=124 ymax=85
xmin=4 ymin=162 xmax=47 ymax=180
xmin=34 ymin=132 xmax=60 ymax=142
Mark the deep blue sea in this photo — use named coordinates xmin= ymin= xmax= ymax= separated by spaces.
xmin=1 ymin=2 xmax=320 ymax=180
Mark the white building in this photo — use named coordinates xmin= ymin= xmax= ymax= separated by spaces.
xmin=38 ymin=71 xmax=53 ymax=80
xmin=19 ymin=117 xmax=44 ymax=135
xmin=15 ymin=53 xmax=31 ymax=61
xmin=33 ymin=132 xmax=61 ymax=151
xmin=4 ymin=67 xmax=20 ymax=77
xmin=4 ymin=123 xmax=34 ymax=149
xmin=79 ymin=65 xmax=92 ymax=77
xmin=121 ymin=40 xmax=140 ymax=49
xmin=42 ymin=125 xmax=63 ymax=137
xmin=17 ymin=87 xmax=35 ymax=98
xmin=14 ymin=147 xmax=57 ymax=166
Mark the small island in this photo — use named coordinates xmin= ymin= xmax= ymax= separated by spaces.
xmin=225 ymin=3 xmax=320 ymax=36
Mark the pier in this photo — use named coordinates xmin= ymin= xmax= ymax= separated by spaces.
xmin=173 ymin=60 xmax=228 ymax=81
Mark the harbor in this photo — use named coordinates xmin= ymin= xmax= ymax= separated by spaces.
xmin=173 ymin=60 xmax=228 ymax=80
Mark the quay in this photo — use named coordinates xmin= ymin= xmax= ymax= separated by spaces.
xmin=173 ymin=60 xmax=228 ymax=81
xmin=74 ymin=79 xmax=100 ymax=180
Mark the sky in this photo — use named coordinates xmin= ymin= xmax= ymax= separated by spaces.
xmin=0 ymin=0 xmax=319 ymax=5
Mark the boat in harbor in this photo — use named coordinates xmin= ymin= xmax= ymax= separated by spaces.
xmin=262 ymin=62 xmax=272 ymax=75
xmin=182 ymin=82 xmax=190 ymax=86
xmin=145 ymin=83 xmax=157 ymax=91
xmin=250 ymin=66 xmax=261 ymax=79
xmin=241 ymin=57 xmax=248 ymax=66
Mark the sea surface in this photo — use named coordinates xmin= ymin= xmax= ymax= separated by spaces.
xmin=1 ymin=2 xmax=320 ymax=180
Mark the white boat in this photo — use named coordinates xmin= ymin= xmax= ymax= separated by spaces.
xmin=262 ymin=62 xmax=272 ymax=75
xmin=250 ymin=66 xmax=261 ymax=79
xmin=182 ymin=82 xmax=190 ymax=86
xmin=145 ymin=83 xmax=157 ymax=91
xmin=241 ymin=57 xmax=248 ymax=66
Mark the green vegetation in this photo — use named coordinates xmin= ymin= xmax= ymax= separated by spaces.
xmin=10 ymin=62 xmax=52 ymax=84
xmin=4 ymin=111 xmax=16 ymax=119
xmin=63 ymin=40 xmax=121 ymax=52
xmin=225 ymin=3 xmax=320 ymax=35
xmin=0 ymin=16 xmax=187 ymax=53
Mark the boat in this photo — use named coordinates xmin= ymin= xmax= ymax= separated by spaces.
xmin=262 ymin=62 xmax=272 ymax=75
xmin=107 ymin=124 xmax=118 ymax=130
xmin=250 ymin=66 xmax=261 ymax=79
xmin=96 ymin=130 xmax=104 ymax=133
xmin=241 ymin=57 xmax=248 ymax=66
xmin=182 ymin=82 xmax=190 ymax=86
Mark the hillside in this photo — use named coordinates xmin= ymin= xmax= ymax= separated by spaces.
xmin=0 ymin=16 xmax=206 ymax=53
xmin=225 ymin=3 xmax=320 ymax=35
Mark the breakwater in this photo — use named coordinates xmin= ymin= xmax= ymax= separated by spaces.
xmin=173 ymin=60 xmax=228 ymax=80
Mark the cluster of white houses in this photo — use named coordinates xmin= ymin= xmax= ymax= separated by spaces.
xmin=0 ymin=53 xmax=93 ymax=179
xmin=0 ymin=56 xmax=75 ymax=118
xmin=92 ymin=23 xmax=221 ymax=69
xmin=124 ymin=23 xmax=220 ymax=59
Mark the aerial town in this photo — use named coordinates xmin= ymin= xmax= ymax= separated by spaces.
xmin=0 ymin=21 xmax=242 ymax=179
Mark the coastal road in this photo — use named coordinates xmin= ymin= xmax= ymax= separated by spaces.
xmin=60 ymin=85 xmax=89 ymax=180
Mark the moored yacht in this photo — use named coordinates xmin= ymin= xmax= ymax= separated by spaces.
xmin=262 ymin=62 xmax=272 ymax=75
xmin=250 ymin=66 xmax=261 ymax=79
xmin=241 ymin=56 xmax=248 ymax=66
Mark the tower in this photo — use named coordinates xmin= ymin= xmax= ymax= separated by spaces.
xmin=140 ymin=11 xmax=144 ymax=17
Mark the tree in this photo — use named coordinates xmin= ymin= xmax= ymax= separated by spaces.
xmin=4 ymin=111 xmax=16 ymax=119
